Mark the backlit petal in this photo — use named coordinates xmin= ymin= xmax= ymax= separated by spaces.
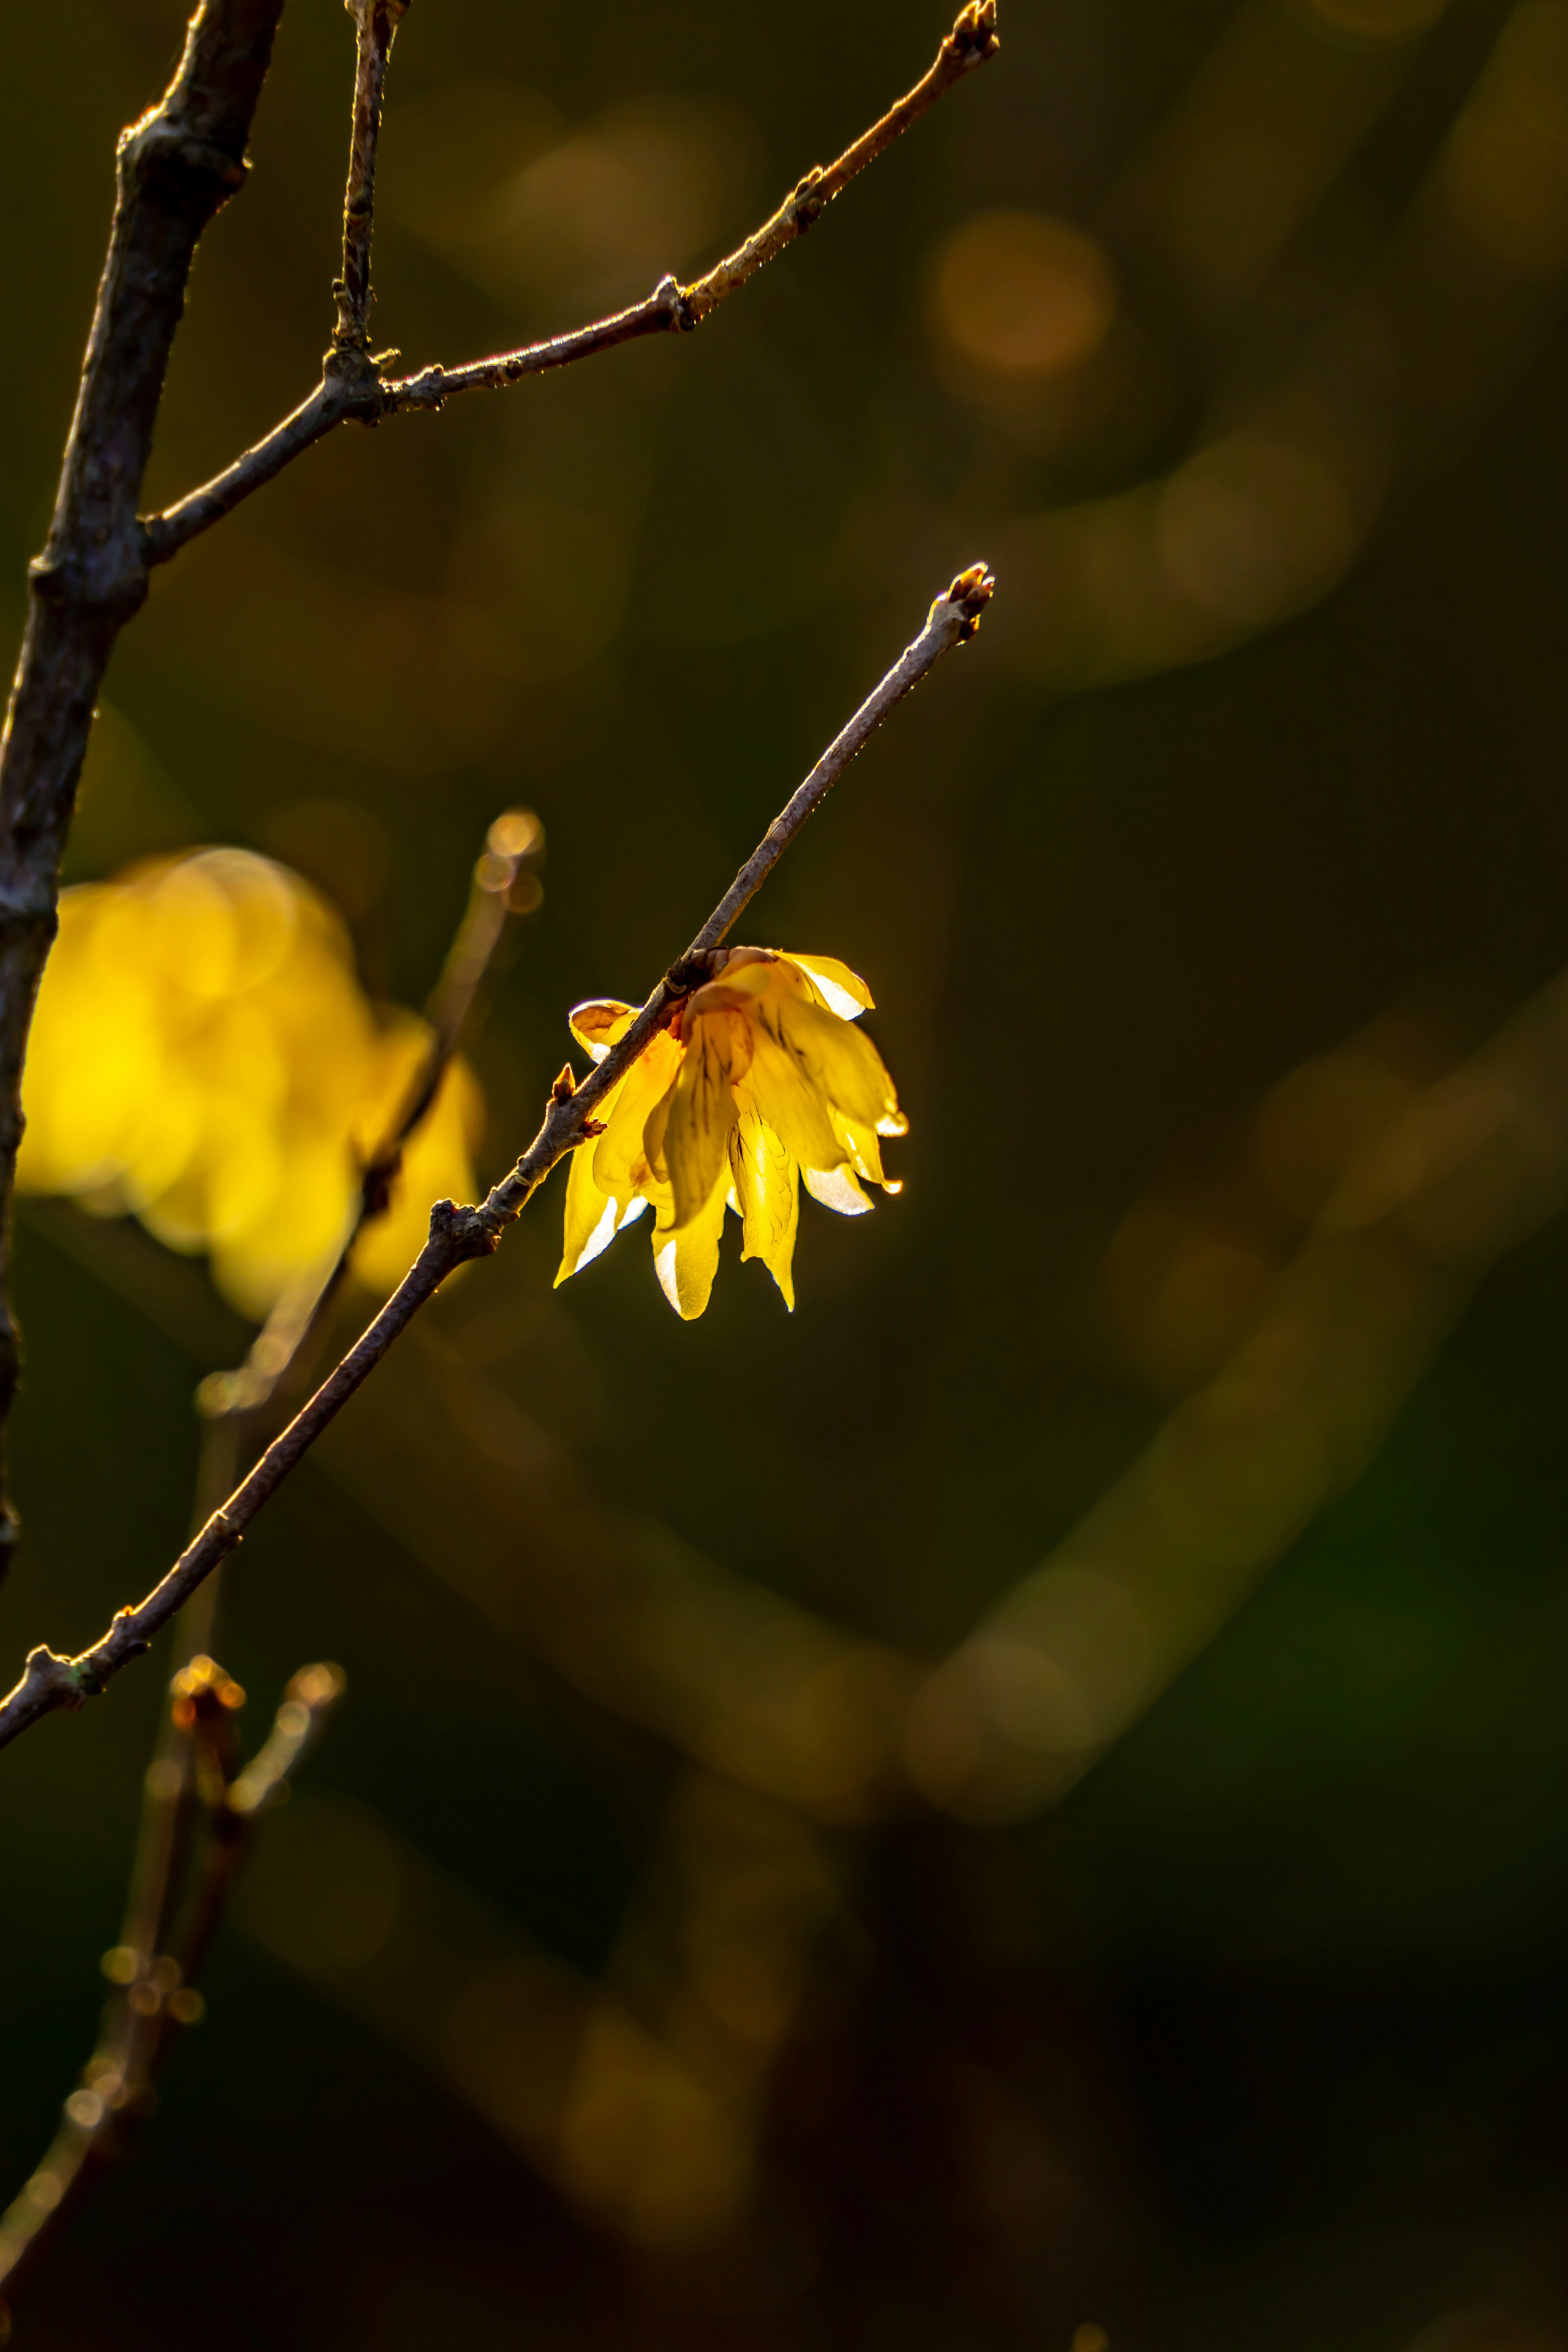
xmin=662 ymin=1009 xmax=745 ymax=1228
xmin=803 ymin=1163 xmax=873 ymax=1217
xmin=778 ymin=953 xmax=874 ymax=1019
xmin=832 ymin=1111 xmax=886 ymax=1187
xmin=774 ymin=991 xmax=899 ymax=1131
xmin=555 ymin=1082 xmax=644 ymax=1285
xmin=558 ymin=1183 xmax=617 ymax=1285
xmin=592 ymin=1029 xmax=682 ymax=1207
xmin=729 ymin=1105 xmax=799 ymax=1310
xmin=652 ymin=1173 xmax=729 ymax=1320
xmin=737 ymin=1025 xmax=843 ymax=1174
xmin=568 ymin=999 xmax=637 ymax=1064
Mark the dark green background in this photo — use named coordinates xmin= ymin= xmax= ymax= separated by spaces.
xmin=5 ymin=0 xmax=1568 ymax=2344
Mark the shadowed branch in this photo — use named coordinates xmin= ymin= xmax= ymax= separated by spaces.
xmin=0 ymin=813 xmax=537 ymax=2310
xmin=0 ymin=0 xmax=285 ymax=1572
xmin=0 ymin=1662 xmax=343 ymax=2308
xmin=332 ymin=0 xmax=408 ymax=363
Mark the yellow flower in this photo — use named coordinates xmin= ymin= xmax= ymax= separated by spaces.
xmin=18 ymin=848 xmax=483 ymax=1318
xmin=555 ymin=948 xmax=906 ymax=1319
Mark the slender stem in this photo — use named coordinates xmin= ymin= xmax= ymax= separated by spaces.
xmin=0 ymin=823 xmax=516 ymax=2301
xmin=143 ymin=382 xmax=352 ymax=566
xmin=0 ymin=0 xmax=284 ymax=1573
xmin=0 ymin=818 xmax=531 ymax=2330
xmin=143 ymin=2 xmax=1000 ymax=565
xmin=333 ymin=0 xmax=407 ymax=359
xmin=688 ymin=569 xmax=993 ymax=954
xmin=0 ymin=568 xmax=993 ymax=1757
xmin=377 ymin=281 xmax=689 ymax=415
xmin=681 ymin=0 xmax=1000 ymax=323
xmin=0 ymin=1666 xmax=342 ymax=2303
xmin=199 ymin=814 xmax=533 ymax=1427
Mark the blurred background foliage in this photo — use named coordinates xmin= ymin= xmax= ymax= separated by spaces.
xmin=5 ymin=0 xmax=1568 ymax=2344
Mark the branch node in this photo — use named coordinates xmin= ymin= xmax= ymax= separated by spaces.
xmin=428 ymin=1198 xmax=498 ymax=1262
xmin=665 ymin=955 xmax=721 ymax=994
xmin=27 ymin=552 xmax=147 ymax=628
xmin=655 ymin=273 xmax=699 ymax=332
xmin=118 ymin=118 xmax=248 ymax=198
xmin=20 ymin=1647 xmax=85 ymax=1714
xmin=791 ymin=167 xmax=826 ymax=229
xmin=322 ymin=345 xmax=385 ymax=415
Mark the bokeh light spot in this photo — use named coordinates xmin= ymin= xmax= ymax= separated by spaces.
xmin=929 ymin=209 xmax=1116 ymax=382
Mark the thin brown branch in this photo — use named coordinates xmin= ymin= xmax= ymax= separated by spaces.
xmin=0 ymin=0 xmax=285 ymax=1572
xmin=0 ymin=824 xmax=531 ymax=2303
xmin=333 ymin=0 xmax=408 ymax=359
xmin=682 ymin=0 xmax=1000 ymax=322
xmin=0 ymin=1664 xmax=343 ymax=2307
xmin=142 ymin=3 xmax=1000 ymax=565
xmin=199 ymin=808 xmax=539 ymax=1428
xmin=0 ymin=567 xmax=993 ymax=1757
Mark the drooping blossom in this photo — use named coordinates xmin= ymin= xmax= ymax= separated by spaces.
xmin=556 ymin=947 xmax=905 ymax=1318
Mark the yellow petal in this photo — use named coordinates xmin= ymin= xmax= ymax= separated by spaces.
xmin=737 ymin=1023 xmax=843 ymax=1174
xmin=729 ymin=1105 xmax=799 ymax=1310
xmin=569 ymin=999 xmax=637 ymax=1064
xmin=652 ymin=1171 xmax=729 ymax=1320
xmin=831 ymin=1111 xmax=886 ymax=1187
xmin=714 ymin=947 xmax=780 ymax=984
xmin=682 ymin=976 xmax=765 ymax=1023
xmin=803 ymin=1163 xmax=873 ymax=1218
xmin=661 ymin=1009 xmax=745 ymax=1229
xmin=557 ymin=1116 xmax=618 ymax=1285
xmin=778 ymin=953 xmax=874 ymax=1019
xmin=592 ymin=1029 xmax=683 ymax=1208
xmin=774 ymin=991 xmax=899 ymax=1132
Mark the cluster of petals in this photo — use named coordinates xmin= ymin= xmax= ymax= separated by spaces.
xmin=556 ymin=947 xmax=906 ymax=1319
xmin=18 ymin=848 xmax=480 ymax=1316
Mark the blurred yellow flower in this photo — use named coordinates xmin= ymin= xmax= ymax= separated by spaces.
xmin=18 ymin=848 xmax=483 ymax=1318
xmin=555 ymin=947 xmax=905 ymax=1319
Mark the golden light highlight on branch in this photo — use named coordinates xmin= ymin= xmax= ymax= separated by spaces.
xmin=143 ymin=4 xmax=1002 ymax=558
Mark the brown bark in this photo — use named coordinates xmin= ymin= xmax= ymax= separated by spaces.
xmin=0 ymin=0 xmax=285 ymax=1568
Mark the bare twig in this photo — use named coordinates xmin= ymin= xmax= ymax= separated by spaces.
xmin=199 ymin=807 xmax=539 ymax=1430
xmin=0 ymin=0 xmax=284 ymax=1571
xmin=141 ymin=3 xmax=1000 ymax=564
xmin=0 ymin=815 xmax=535 ymax=2303
xmin=163 ymin=806 xmax=536 ymax=1862
xmin=681 ymin=0 xmax=1000 ymax=324
xmin=0 ymin=1664 xmax=343 ymax=2307
xmin=0 ymin=568 xmax=994 ymax=1757
xmin=333 ymin=0 xmax=408 ymax=362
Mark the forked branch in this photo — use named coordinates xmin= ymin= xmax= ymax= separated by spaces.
xmin=0 ymin=0 xmax=997 ymax=1567
xmin=142 ymin=2 xmax=1000 ymax=562
xmin=0 ymin=567 xmax=994 ymax=1757
xmin=0 ymin=817 xmax=535 ymax=2307
xmin=0 ymin=1661 xmax=344 ymax=2303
